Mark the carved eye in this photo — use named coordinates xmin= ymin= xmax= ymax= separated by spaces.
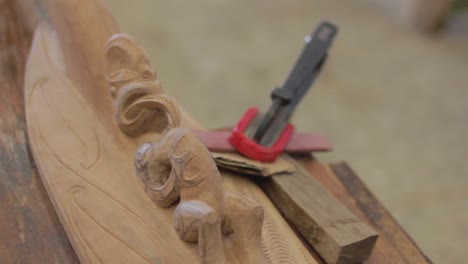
xmin=134 ymin=142 xmax=153 ymax=172
xmin=150 ymin=157 xmax=172 ymax=186
xmin=141 ymin=70 xmax=154 ymax=81
xmin=138 ymin=64 xmax=155 ymax=81
xmin=110 ymin=86 xmax=117 ymax=98
xmin=135 ymin=143 xmax=179 ymax=208
xmin=108 ymin=69 xmax=140 ymax=86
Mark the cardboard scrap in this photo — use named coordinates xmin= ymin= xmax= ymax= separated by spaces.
xmin=212 ymin=152 xmax=295 ymax=177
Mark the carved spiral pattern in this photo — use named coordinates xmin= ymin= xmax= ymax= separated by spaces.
xmin=106 ymin=33 xmax=182 ymax=136
xmin=134 ymin=129 xmax=204 ymax=208
xmin=115 ymin=82 xmax=181 ymax=136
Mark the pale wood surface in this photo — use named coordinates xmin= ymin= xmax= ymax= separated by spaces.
xmin=27 ymin=25 xmax=195 ymax=263
xmin=23 ymin=1 xmax=318 ymax=263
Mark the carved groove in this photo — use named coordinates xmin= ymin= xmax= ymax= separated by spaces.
xmin=25 ymin=24 xmax=319 ymax=264
xmin=106 ymin=34 xmax=181 ymax=136
xmin=261 ymin=214 xmax=300 ymax=264
xmin=31 ymin=76 xmax=101 ymax=170
xmin=72 ymin=187 xmax=152 ymax=263
xmin=30 ymin=79 xmax=163 ymax=241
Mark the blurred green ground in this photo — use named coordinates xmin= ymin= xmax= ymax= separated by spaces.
xmin=108 ymin=1 xmax=468 ymax=263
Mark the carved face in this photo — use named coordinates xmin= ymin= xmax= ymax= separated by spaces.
xmin=135 ymin=141 xmax=180 ymax=208
xmin=105 ymin=34 xmax=157 ymax=97
xmin=135 ymin=142 xmax=171 ymax=187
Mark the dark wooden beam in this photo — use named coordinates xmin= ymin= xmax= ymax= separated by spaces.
xmin=259 ymin=157 xmax=378 ymax=263
xmin=297 ymin=156 xmax=432 ymax=263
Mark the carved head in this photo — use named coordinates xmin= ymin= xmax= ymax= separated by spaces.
xmin=105 ymin=34 xmax=181 ymax=135
xmin=134 ymin=128 xmax=205 ymax=208
xmin=135 ymin=141 xmax=179 ymax=208
xmin=105 ymin=34 xmax=160 ymax=97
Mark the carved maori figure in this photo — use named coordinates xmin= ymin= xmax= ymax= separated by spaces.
xmin=135 ymin=128 xmax=227 ymax=262
xmin=106 ymin=34 xmax=181 ymax=136
xmin=106 ymin=34 xmax=264 ymax=263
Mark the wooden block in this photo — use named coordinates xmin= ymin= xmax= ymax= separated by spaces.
xmin=298 ymin=158 xmax=432 ymax=263
xmin=329 ymin=163 xmax=432 ymax=263
xmin=259 ymin=157 xmax=378 ymax=263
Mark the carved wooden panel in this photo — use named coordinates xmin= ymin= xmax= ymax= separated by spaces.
xmin=25 ymin=23 xmax=318 ymax=264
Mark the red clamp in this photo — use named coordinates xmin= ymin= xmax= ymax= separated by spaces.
xmin=229 ymin=107 xmax=294 ymax=162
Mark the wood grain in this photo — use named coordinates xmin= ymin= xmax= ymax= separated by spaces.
xmin=22 ymin=1 xmax=319 ymax=263
xmin=259 ymin=157 xmax=378 ymax=263
xmin=330 ymin=162 xmax=432 ymax=263
xmin=296 ymin=156 xmax=432 ymax=263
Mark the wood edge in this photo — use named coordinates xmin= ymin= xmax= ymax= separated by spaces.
xmin=338 ymin=233 xmax=378 ymax=263
xmin=328 ymin=161 xmax=433 ymax=264
xmin=291 ymin=159 xmax=378 ymax=263
xmin=256 ymin=177 xmax=326 ymax=263
xmin=259 ymin=158 xmax=379 ymax=263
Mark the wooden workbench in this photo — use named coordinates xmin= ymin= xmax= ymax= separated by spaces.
xmin=0 ymin=1 xmax=431 ymax=263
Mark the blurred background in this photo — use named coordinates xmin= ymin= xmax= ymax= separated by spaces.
xmin=108 ymin=0 xmax=467 ymax=263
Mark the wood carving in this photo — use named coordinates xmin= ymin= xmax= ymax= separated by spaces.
xmin=3 ymin=1 xmax=430 ymax=263
xmin=109 ymin=34 xmax=267 ymax=263
xmin=106 ymin=34 xmax=181 ymax=136
xmin=24 ymin=4 xmax=319 ymax=260
xmin=104 ymin=34 xmax=295 ymax=179
xmin=104 ymin=34 xmax=378 ymax=264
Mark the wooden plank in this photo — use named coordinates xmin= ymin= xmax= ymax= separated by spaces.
xmin=296 ymin=156 xmax=432 ymax=263
xmin=259 ymin=157 xmax=378 ymax=263
xmin=0 ymin=1 xmax=78 ymax=263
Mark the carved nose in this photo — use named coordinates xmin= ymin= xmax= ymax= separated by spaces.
xmin=134 ymin=142 xmax=153 ymax=171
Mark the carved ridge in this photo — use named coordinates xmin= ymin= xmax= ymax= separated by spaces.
xmin=261 ymin=214 xmax=300 ymax=264
xmin=31 ymin=76 xmax=101 ymax=170
xmin=27 ymin=62 xmax=173 ymax=260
